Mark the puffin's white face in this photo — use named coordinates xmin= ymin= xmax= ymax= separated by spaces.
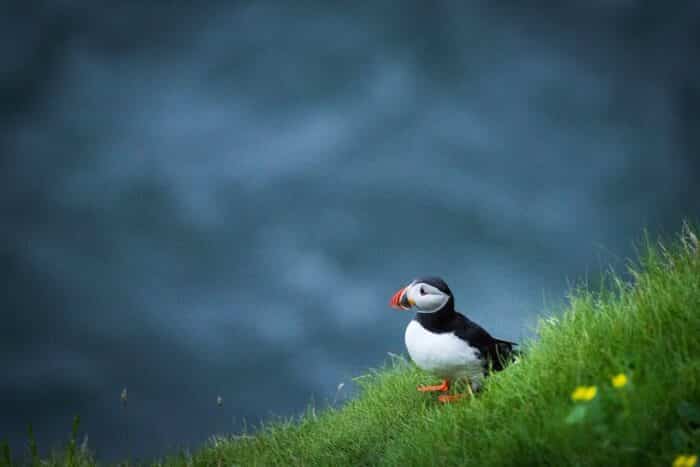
xmin=390 ymin=281 xmax=450 ymax=314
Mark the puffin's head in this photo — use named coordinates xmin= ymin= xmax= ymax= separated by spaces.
xmin=389 ymin=276 xmax=453 ymax=314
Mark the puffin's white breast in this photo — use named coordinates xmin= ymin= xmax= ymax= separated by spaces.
xmin=404 ymin=320 xmax=483 ymax=380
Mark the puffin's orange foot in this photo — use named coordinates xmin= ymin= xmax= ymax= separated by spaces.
xmin=438 ymin=393 xmax=469 ymax=403
xmin=417 ymin=379 xmax=450 ymax=393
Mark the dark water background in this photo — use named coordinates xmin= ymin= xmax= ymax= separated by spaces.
xmin=2 ymin=1 xmax=700 ymax=461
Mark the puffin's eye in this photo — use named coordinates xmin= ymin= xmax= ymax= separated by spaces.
xmin=420 ymin=287 xmax=426 ymax=295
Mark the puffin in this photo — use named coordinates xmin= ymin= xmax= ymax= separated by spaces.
xmin=389 ymin=276 xmax=516 ymax=403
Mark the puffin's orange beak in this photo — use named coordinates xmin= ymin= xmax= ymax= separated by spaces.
xmin=389 ymin=286 xmax=413 ymax=310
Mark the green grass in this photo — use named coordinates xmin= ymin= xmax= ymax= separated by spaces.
xmin=7 ymin=224 xmax=700 ymax=466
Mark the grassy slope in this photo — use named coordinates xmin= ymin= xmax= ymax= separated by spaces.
xmin=175 ymin=226 xmax=700 ymax=467
xmin=11 ymin=226 xmax=700 ymax=466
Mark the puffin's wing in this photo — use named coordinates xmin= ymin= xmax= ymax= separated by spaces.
xmin=452 ymin=312 xmax=516 ymax=371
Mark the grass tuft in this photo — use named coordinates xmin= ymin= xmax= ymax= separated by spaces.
xmin=27 ymin=425 xmax=38 ymax=467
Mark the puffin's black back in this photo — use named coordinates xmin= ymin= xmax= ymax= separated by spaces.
xmin=452 ymin=313 xmax=516 ymax=371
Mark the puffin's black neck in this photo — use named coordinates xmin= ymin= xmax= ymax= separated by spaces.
xmin=415 ymin=297 xmax=456 ymax=333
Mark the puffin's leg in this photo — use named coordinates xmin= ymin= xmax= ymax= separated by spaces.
xmin=437 ymin=393 xmax=469 ymax=403
xmin=437 ymin=378 xmax=474 ymax=403
xmin=417 ymin=379 xmax=450 ymax=393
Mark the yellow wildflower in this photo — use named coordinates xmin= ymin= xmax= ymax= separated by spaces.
xmin=571 ymin=385 xmax=597 ymax=402
xmin=673 ymin=454 xmax=697 ymax=467
xmin=611 ymin=373 xmax=628 ymax=388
